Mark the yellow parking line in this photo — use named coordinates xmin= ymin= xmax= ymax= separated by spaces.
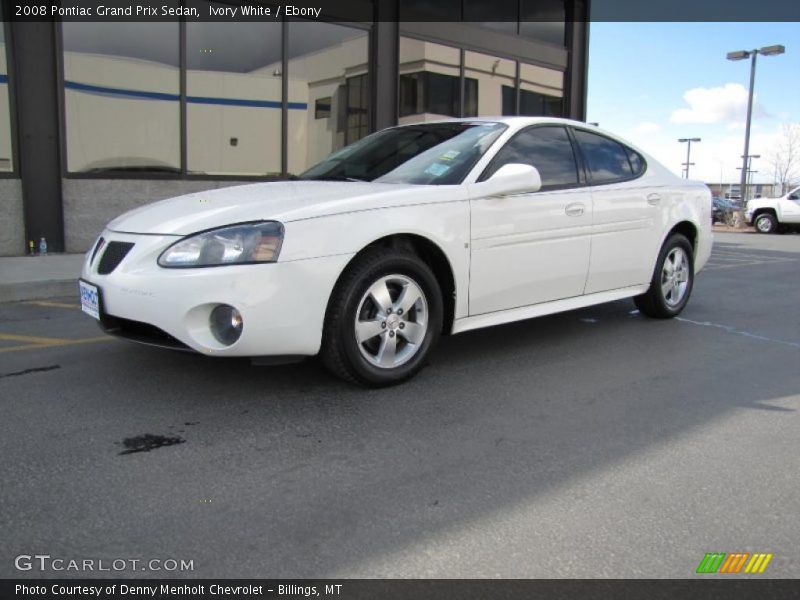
xmin=0 ymin=335 xmax=112 ymax=353
xmin=0 ymin=333 xmax=71 ymax=344
xmin=25 ymin=301 xmax=78 ymax=309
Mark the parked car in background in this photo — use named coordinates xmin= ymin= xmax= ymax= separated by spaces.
xmin=80 ymin=117 xmax=713 ymax=387
xmin=746 ymin=187 xmax=800 ymax=233
xmin=712 ymin=196 xmax=738 ymax=224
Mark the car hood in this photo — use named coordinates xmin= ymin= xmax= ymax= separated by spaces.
xmin=107 ymin=180 xmax=436 ymax=236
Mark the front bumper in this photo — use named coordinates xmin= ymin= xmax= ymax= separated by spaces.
xmin=81 ymin=230 xmax=353 ymax=357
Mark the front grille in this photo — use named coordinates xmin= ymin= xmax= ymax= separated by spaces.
xmin=97 ymin=241 xmax=134 ymax=275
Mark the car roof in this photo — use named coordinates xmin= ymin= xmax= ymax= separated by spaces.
xmin=392 ymin=116 xmax=627 ymax=142
xmin=395 ymin=116 xmax=588 ymax=127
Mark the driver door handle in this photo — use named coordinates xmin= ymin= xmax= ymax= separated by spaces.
xmin=565 ymin=202 xmax=585 ymax=217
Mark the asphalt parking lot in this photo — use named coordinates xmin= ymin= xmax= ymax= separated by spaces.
xmin=1 ymin=232 xmax=799 ymax=579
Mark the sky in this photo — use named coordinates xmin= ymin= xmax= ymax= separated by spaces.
xmin=586 ymin=22 xmax=799 ymax=184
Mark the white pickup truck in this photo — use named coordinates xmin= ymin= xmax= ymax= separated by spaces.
xmin=746 ymin=187 xmax=800 ymax=233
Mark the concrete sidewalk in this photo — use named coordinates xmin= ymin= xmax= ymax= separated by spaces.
xmin=0 ymin=253 xmax=85 ymax=302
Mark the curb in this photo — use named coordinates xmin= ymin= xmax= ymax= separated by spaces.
xmin=0 ymin=279 xmax=78 ymax=303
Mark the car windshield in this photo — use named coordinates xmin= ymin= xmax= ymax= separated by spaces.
xmin=298 ymin=122 xmax=507 ymax=185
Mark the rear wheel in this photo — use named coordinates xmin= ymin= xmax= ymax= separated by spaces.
xmin=754 ymin=212 xmax=777 ymax=234
xmin=320 ymin=248 xmax=442 ymax=387
xmin=634 ymin=233 xmax=694 ymax=319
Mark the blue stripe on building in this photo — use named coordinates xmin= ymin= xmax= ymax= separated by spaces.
xmin=64 ymin=80 xmax=308 ymax=110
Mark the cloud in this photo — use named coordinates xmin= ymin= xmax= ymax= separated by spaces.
xmin=626 ymin=125 xmax=787 ymax=184
xmin=670 ymin=83 xmax=764 ymax=125
xmin=632 ymin=121 xmax=661 ymax=134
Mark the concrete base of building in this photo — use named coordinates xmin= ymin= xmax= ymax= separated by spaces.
xmin=0 ymin=179 xmax=25 ymax=257
xmin=62 ymin=179 xmax=250 ymax=253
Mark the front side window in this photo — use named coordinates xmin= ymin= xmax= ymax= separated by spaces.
xmin=573 ymin=129 xmax=635 ymax=184
xmin=482 ymin=126 xmax=578 ymax=189
xmin=300 ymin=122 xmax=506 ymax=185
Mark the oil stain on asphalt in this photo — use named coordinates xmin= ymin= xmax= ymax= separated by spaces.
xmin=118 ymin=434 xmax=186 ymax=455
xmin=0 ymin=365 xmax=60 ymax=379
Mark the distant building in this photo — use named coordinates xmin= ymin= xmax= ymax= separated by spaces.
xmin=706 ymin=182 xmax=779 ymax=200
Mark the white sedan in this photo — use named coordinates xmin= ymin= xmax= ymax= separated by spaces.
xmin=80 ymin=117 xmax=713 ymax=386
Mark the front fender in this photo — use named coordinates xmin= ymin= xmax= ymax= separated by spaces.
xmin=278 ymin=200 xmax=472 ymax=320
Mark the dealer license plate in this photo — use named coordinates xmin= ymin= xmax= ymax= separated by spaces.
xmin=79 ymin=280 xmax=101 ymax=320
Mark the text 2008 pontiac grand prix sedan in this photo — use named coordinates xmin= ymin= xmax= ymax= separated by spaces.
xmin=80 ymin=117 xmax=713 ymax=386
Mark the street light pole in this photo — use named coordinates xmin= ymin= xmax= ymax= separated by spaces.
xmin=740 ymin=51 xmax=757 ymax=202
xmin=727 ymin=44 xmax=785 ymax=203
xmin=678 ymin=138 xmax=701 ymax=179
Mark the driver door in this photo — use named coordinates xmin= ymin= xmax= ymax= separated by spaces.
xmin=469 ymin=126 xmax=592 ymax=315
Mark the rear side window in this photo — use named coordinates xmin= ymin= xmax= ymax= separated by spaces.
xmin=573 ymin=129 xmax=635 ymax=184
xmin=626 ymin=147 xmax=645 ymax=176
xmin=482 ymin=126 xmax=579 ymax=190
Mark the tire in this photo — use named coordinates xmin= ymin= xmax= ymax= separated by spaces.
xmin=320 ymin=247 xmax=443 ymax=387
xmin=754 ymin=212 xmax=777 ymax=234
xmin=634 ymin=233 xmax=694 ymax=319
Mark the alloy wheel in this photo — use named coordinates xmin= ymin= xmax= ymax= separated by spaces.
xmin=661 ymin=247 xmax=690 ymax=307
xmin=354 ymin=274 xmax=428 ymax=369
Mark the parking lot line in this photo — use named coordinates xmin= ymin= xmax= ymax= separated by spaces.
xmin=0 ymin=332 xmax=72 ymax=344
xmin=25 ymin=300 xmax=78 ymax=309
xmin=0 ymin=334 xmax=112 ymax=353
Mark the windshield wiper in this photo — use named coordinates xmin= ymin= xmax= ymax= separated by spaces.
xmin=319 ymin=175 xmax=366 ymax=183
xmin=308 ymin=175 xmax=367 ymax=182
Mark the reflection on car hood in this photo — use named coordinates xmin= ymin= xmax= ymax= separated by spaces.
xmin=107 ymin=180 xmax=438 ymax=235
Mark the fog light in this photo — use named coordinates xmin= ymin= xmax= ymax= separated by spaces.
xmin=210 ymin=304 xmax=243 ymax=346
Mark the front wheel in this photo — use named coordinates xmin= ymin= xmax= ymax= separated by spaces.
xmin=320 ymin=248 xmax=443 ymax=387
xmin=634 ymin=233 xmax=694 ymax=319
xmin=754 ymin=212 xmax=777 ymax=234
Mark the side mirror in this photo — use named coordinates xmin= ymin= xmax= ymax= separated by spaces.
xmin=475 ymin=163 xmax=542 ymax=197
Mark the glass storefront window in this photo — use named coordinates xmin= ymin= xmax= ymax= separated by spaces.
xmin=464 ymin=51 xmax=516 ymax=117
xmin=519 ymin=62 xmax=564 ymax=117
xmin=0 ymin=20 xmax=13 ymax=172
xmin=286 ymin=21 xmax=369 ymax=176
xmin=463 ymin=0 xmax=518 ymax=35
xmin=61 ymin=21 xmax=180 ymax=173
xmin=399 ymin=38 xmax=463 ymax=122
xmin=519 ymin=0 xmax=567 ymax=47
xmin=400 ymin=0 xmax=463 ymax=21
xmin=186 ymin=17 xmax=282 ymax=176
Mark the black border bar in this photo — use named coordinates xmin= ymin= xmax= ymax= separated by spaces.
xmin=4 ymin=579 xmax=800 ymax=600
xmin=5 ymin=0 xmax=800 ymax=22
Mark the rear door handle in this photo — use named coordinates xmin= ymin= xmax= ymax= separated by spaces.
xmin=647 ymin=193 xmax=662 ymax=205
xmin=565 ymin=202 xmax=585 ymax=217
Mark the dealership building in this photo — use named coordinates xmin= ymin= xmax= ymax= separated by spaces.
xmin=0 ymin=1 xmax=589 ymax=256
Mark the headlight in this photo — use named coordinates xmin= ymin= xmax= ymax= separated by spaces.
xmin=158 ymin=221 xmax=284 ymax=268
